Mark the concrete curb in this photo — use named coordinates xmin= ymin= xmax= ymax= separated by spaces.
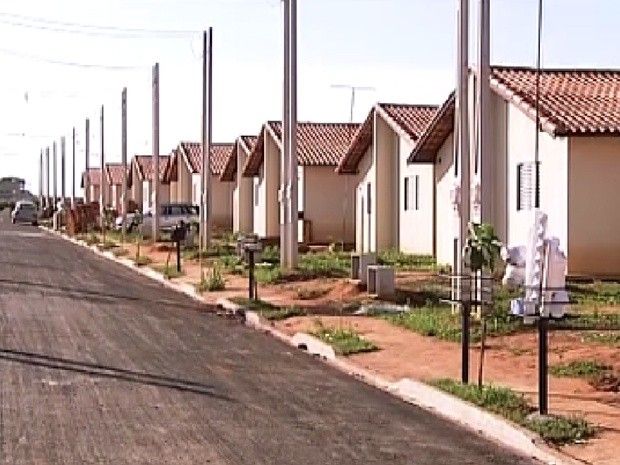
xmin=43 ymin=228 xmax=580 ymax=465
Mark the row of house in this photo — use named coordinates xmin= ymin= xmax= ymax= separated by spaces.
xmin=82 ymin=66 xmax=620 ymax=277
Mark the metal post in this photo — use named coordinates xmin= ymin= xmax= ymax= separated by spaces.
xmin=280 ymin=0 xmax=290 ymax=269
xmin=121 ymin=87 xmax=128 ymax=242
xmin=52 ymin=141 xmax=57 ymax=211
xmin=248 ymin=250 xmax=255 ymax=300
xmin=176 ymin=239 xmax=182 ymax=273
xmin=152 ymin=63 xmax=160 ymax=241
xmin=100 ymin=105 xmax=105 ymax=230
xmin=85 ymin=118 xmax=90 ymax=202
xmin=61 ymin=136 xmax=66 ymax=205
xmin=538 ymin=316 xmax=549 ymax=415
xmin=205 ymin=28 xmax=213 ymax=249
xmin=477 ymin=0 xmax=492 ymax=224
xmin=288 ymin=0 xmax=299 ymax=269
xmin=72 ymin=127 xmax=76 ymax=207
xmin=462 ymin=300 xmax=470 ymax=384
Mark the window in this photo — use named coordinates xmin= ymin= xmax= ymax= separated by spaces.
xmin=404 ymin=175 xmax=420 ymax=211
xmin=517 ymin=161 xmax=540 ymax=211
xmin=366 ymin=182 xmax=371 ymax=214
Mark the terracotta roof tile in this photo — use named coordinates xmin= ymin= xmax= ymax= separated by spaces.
xmin=220 ymin=136 xmax=258 ymax=182
xmin=82 ymin=168 xmax=101 ymax=187
xmin=408 ymin=93 xmax=455 ymax=163
xmin=242 ymin=122 xmax=359 ymax=176
xmin=179 ymin=142 xmax=234 ymax=176
xmin=134 ymin=155 xmax=169 ymax=182
xmin=491 ymin=66 xmax=620 ymax=136
xmin=105 ymin=163 xmax=127 ymax=185
xmin=337 ymin=103 xmax=438 ymax=174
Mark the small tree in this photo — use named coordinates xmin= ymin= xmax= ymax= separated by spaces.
xmin=463 ymin=222 xmax=502 ymax=388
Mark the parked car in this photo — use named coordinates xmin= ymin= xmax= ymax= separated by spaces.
xmin=114 ymin=212 xmax=138 ymax=232
xmin=139 ymin=203 xmax=199 ymax=238
xmin=11 ymin=201 xmax=38 ymax=225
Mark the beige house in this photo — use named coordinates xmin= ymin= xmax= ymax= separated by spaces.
xmin=241 ymin=121 xmax=359 ymax=244
xmin=128 ymin=155 xmax=170 ymax=213
xmin=104 ymin=163 xmax=127 ymax=213
xmin=337 ymin=104 xmax=438 ymax=255
xmin=409 ymin=66 xmax=620 ymax=277
xmin=220 ymin=135 xmax=258 ymax=234
xmin=81 ymin=168 xmax=102 ymax=204
xmin=165 ymin=142 xmax=235 ymax=230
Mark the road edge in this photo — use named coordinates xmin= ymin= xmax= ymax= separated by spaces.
xmin=42 ymin=227 xmax=583 ymax=465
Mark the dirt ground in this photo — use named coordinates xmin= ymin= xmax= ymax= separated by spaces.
xmin=115 ymin=239 xmax=619 ymax=464
xmin=274 ymin=315 xmax=620 ymax=465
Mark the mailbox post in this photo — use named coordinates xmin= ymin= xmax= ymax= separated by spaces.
xmin=239 ymin=235 xmax=262 ymax=301
xmin=171 ymin=221 xmax=187 ymax=273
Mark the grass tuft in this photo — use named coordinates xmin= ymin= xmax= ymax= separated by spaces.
xmin=432 ymin=379 xmax=596 ymax=444
xmin=229 ymin=297 xmax=305 ymax=321
xmin=549 ymin=360 xmax=611 ymax=378
xmin=152 ymin=265 xmax=185 ymax=280
xmin=582 ymin=331 xmax=620 ymax=348
xmin=378 ymin=249 xmax=437 ymax=271
xmin=133 ymin=255 xmax=152 ymax=267
xmin=312 ymin=325 xmax=378 ymax=356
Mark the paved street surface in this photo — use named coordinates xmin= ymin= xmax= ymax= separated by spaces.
xmin=0 ymin=212 xmax=537 ymax=465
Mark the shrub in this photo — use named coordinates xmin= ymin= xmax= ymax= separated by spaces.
xmin=152 ymin=264 xmax=184 ymax=280
xmin=260 ymin=245 xmax=280 ymax=264
xmin=197 ymin=266 xmax=226 ymax=292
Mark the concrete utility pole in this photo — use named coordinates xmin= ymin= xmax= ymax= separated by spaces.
xmin=280 ymin=0 xmax=290 ymax=268
xmin=52 ymin=141 xmax=57 ymax=211
xmin=204 ymin=30 xmax=214 ymax=249
xmin=72 ymin=127 xmax=76 ymax=207
xmin=100 ymin=105 xmax=105 ymax=229
xmin=45 ymin=147 xmax=50 ymax=209
xmin=61 ymin=136 xmax=66 ymax=205
xmin=85 ymin=118 xmax=90 ymax=202
xmin=152 ymin=63 xmax=160 ymax=240
xmin=121 ymin=87 xmax=128 ymax=242
xmin=477 ymin=0 xmax=493 ymax=225
xmin=39 ymin=149 xmax=43 ymax=208
xmin=282 ymin=0 xmax=298 ymax=269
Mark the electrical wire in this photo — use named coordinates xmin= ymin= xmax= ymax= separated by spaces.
xmin=0 ymin=47 xmax=149 ymax=70
xmin=0 ymin=11 xmax=199 ymax=36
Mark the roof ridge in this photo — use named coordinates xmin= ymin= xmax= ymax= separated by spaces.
xmin=492 ymin=64 xmax=620 ymax=74
xmin=378 ymin=102 xmax=439 ymax=109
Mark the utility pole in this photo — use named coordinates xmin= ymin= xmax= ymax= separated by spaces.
xmin=205 ymin=30 xmax=213 ymax=249
xmin=122 ymin=87 xmax=128 ymax=242
xmin=199 ymin=31 xmax=207 ymax=279
xmin=331 ymin=84 xmax=375 ymax=122
xmin=52 ymin=141 xmax=57 ymax=211
xmin=39 ymin=149 xmax=43 ymax=209
xmin=72 ymin=127 xmax=76 ymax=207
xmin=152 ymin=63 xmax=160 ymax=240
xmin=477 ymin=0 xmax=492 ymax=225
xmin=100 ymin=105 xmax=105 ymax=230
xmin=45 ymin=147 xmax=50 ymax=210
xmin=280 ymin=0 xmax=290 ymax=269
xmin=85 ymin=118 xmax=90 ymax=202
xmin=456 ymin=0 xmax=471 ymax=384
xmin=61 ymin=136 xmax=66 ymax=205
xmin=287 ymin=0 xmax=299 ymax=269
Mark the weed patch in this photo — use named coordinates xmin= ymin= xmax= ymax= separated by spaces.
xmin=230 ymin=297 xmax=305 ymax=321
xmin=378 ymin=249 xmax=437 ymax=271
xmin=312 ymin=324 xmax=378 ymax=356
xmin=550 ymin=360 xmax=611 ymax=378
xmin=133 ymin=255 xmax=152 ymax=267
xmin=582 ymin=331 xmax=620 ymax=348
xmin=152 ymin=265 xmax=185 ymax=280
xmin=432 ymin=379 xmax=595 ymax=444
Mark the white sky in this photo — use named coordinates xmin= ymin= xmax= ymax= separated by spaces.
xmin=1 ymin=0 xmax=619 ymax=195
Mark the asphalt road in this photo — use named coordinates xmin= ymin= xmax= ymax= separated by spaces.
xmin=0 ymin=212 xmax=538 ymax=465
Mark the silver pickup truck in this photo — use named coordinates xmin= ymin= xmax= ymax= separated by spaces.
xmin=139 ymin=203 xmax=199 ymax=238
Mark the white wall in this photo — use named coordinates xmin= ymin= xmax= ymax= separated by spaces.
xmin=400 ymin=138 xmax=434 ymax=255
xmin=252 ymin=166 xmax=266 ymax=237
xmin=434 ymin=133 xmax=456 ymax=266
xmin=234 ymin=146 xmax=254 ymax=233
xmin=505 ymin=103 xmax=569 ymax=251
xmin=355 ymin=147 xmax=375 ymax=253
xmin=191 ymin=173 xmax=201 ymax=206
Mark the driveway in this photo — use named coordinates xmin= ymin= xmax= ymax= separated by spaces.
xmin=0 ymin=212 xmax=537 ymax=464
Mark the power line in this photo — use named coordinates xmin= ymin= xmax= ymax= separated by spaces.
xmin=0 ymin=47 xmax=148 ymax=70
xmin=0 ymin=11 xmax=199 ymax=36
